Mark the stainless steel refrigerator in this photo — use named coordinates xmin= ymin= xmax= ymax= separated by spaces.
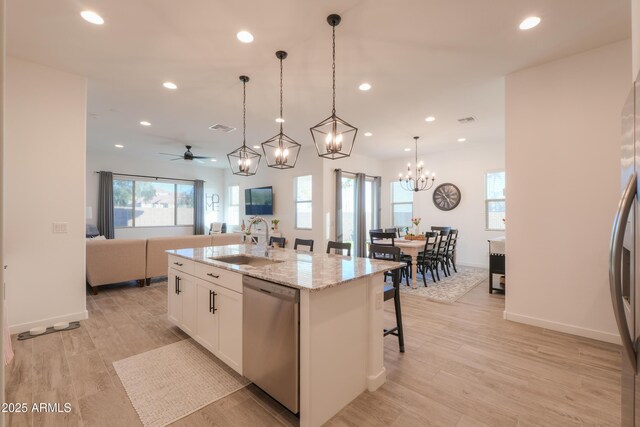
xmin=610 ymin=79 xmax=640 ymax=426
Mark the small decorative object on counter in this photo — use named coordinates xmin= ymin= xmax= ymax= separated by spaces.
xmin=241 ymin=219 xmax=246 ymax=231
xmin=271 ymin=218 xmax=280 ymax=231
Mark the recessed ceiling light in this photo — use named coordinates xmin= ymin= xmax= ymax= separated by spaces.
xmin=115 ymin=144 xmax=124 ymax=148
xmin=404 ymin=148 xmax=411 ymax=152
xmin=140 ymin=121 xmax=151 ymax=126
xmin=253 ymin=145 xmax=260 ymax=149
xmin=210 ymin=158 xmax=217 ymax=162
xmin=425 ymin=116 xmax=436 ymax=122
xmin=237 ymin=31 xmax=254 ymax=43
xmin=275 ymin=117 xmax=285 ymax=123
xmin=519 ymin=16 xmax=541 ymax=30
xmin=364 ymin=132 xmax=373 ymax=137
xmin=457 ymin=138 xmax=467 ymax=142
xmin=163 ymin=82 xmax=178 ymax=90
xmin=80 ymin=11 xmax=104 ymax=25
xmin=359 ymin=83 xmax=372 ymax=91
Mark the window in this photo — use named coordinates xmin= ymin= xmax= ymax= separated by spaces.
xmin=391 ymin=181 xmax=413 ymax=228
xmin=295 ymin=175 xmax=312 ymax=229
xmin=113 ymin=178 xmax=194 ymax=227
xmin=486 ymin=171 xmax=506 ymax=230
xmin=227 ymin=185 xmax=240 ymax=226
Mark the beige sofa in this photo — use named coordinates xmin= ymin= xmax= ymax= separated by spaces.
xmin=86 ymin=234 xmax=243 ymax=293
xmin=86 ymin=239 xmax=147 ymax=294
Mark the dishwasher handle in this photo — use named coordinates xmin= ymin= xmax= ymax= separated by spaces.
xmin=243 ymin=276 xmax=299 ymax=303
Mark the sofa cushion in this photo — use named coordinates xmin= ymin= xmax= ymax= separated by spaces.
xmin=86 ymin=239 xmax=147 ymax=287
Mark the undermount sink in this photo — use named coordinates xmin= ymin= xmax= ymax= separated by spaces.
xmin=209 ymin=255 xmax=283 ymax=268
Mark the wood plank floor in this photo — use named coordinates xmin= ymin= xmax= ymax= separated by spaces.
xmin=5 ymin=278 xmax=621 ymax=426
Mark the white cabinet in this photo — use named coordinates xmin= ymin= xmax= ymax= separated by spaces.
xmin=168 ymin=268 xmax=196 ymax=335
xmin=168 ymin=261 xmax=243 ymax=375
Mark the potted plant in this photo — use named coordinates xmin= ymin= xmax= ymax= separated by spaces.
xmin=271 ymin=218 xmax=280 ymax=232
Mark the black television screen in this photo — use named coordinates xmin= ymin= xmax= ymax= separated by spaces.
xmin=245 ymin=186 xmax=273 ymax=215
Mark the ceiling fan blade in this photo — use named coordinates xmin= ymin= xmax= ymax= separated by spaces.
xmin=170 ymin=158 xmax=184 ymax=161
xmin=192 ymin=155 xmax=212 ymax=159
xmin=159 ymin=153 xmax=181 ymax=157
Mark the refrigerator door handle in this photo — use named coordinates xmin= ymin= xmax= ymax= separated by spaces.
xmin=610 ymin=172 xmax=637 ymax=373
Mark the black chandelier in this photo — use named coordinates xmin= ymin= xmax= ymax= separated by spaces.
xmin=310 ymin=14 xmax=357 ymax=160
xmin=261 ymin=51 xmax=301 ymax=169
xmin=227 ymin=75 xmax=261 ymax=176
xmin=398 ymin=136 xmax=436 ymax=192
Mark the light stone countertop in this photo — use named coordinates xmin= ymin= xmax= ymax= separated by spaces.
xmin=168 ymin=244 xmax=405 ymax=292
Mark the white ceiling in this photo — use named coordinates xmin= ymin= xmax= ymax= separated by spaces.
xmin=7 ymin=0 xmax=630 ymax=168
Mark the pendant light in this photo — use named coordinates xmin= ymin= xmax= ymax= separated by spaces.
xmin=398 ymin=136 xmax=436 ymax=192
xmin=261 ymin=51 xmax=301 ymax=169
xmin=310 ymin=14 xmax=357 ymax=160
xmin=227 ymin=75 xmax=261 ymax=176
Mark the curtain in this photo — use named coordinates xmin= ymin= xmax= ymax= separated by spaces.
xmin=335 ymin=169 xmax=343 ymax=242
xmin=97 ymin=171 xmax=114 ymax=239
xmin=373 ymin=176 xmax=382 ymax=229
xmin=194 ymin=180 xmax=205 ymax=235
xmin=355 ymin=173 xmax=367 ymax=257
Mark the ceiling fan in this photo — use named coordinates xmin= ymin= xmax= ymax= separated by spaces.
xmin=159 ymin=145 xmax=214 ymax=164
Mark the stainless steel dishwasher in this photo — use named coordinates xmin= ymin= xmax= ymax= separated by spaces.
xmin=243 ymin=276 xmax=299 ymax=414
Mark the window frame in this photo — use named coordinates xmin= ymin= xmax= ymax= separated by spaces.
xmin=113 ymin=177 xmax=194 ymax=228
xmin=485 ymin=170 xmax=506 ymax=231
xmin=390 ymin=181 xmax=413 ymax=228
xmin=294 ymin=175 xmax=313 ymax=230
xmin=227 ymin=184 xmax=240 ymax=226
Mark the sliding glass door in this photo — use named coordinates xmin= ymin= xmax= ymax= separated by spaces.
xmin=340 ymin=175 xmax=357 ymax=249
xmin=339 ymin=173 xmax=379 ymax=256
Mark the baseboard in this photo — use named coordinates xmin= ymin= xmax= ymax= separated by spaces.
xmin=367 ymin=367 xmax=386 ymax=392
xmin=9 ymin=310 xmax=89 ymax=335
xmin=504 ymin=311 xmax=621 ymax=345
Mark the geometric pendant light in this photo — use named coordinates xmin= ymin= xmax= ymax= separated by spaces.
xmin=227 ymin=75 xmax=261 ymax=176
xmin=261 ymin=50 xmax=301 ymax=169
xmin=310 ymin=14 xmax=358 ymax=160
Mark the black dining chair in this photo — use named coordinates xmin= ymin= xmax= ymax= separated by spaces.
xmin=431 ymin=226 xmax=451 ymax=232
xmin=444 ymin=229 xmax=459 ymax=273
xmin=370 ymin=231 xmax=411 ymax=286
xmin=416 ymin=231 xmax=438 ymax=285
xmin=269 ymin=236 xmax=286 ymax=248
xmin=369 ymin=244 xmax=405 ymax=353
xmin=326 ymin=241 xmax=351 ymax=256
xmin=429 ymin=230 xmax=451 ymax=280
xmin=294 ymin=238 xmax=314 ymax=252
xmin=384 ymin=227 xmax=399 ymax=238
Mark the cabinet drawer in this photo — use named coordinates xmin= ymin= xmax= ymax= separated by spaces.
xmin=195 ymin=263 xmax=242 ymax=294
xmin=168 ymin=255 xmax=195 ymax=275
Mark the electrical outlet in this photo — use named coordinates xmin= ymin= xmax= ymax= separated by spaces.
xmin=52 ymin=222 xmax=68 ymax=233
xmin=375 ymin=291 xmax=383 ymax=310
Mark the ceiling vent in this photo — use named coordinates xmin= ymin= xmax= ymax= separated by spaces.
xmin=457 ymin=116 xmax=476 ymax=124
xmin=208 ymin=124 xmax=236 ymax=133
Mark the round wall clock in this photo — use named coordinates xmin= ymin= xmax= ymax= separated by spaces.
xmin=432 ymin=183 xmax=461 ymax=211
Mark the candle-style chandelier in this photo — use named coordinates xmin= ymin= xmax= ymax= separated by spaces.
xmin=261 ymin=51 xmax=301 ymax=169
xmin=227 ymin=75 xmax=261 ymax=176
xmin=398 ymin=136 xmax=436 ymax=192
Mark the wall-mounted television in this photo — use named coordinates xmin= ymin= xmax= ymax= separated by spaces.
xmin=245 ymin=186 xmax=274 ymax=215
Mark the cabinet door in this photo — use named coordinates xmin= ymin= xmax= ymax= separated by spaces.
xmin=167 ymin=269 xmax=182 ymax=326
xmin=180 ymin=274 xmax=197 ymax=336
xmin=195 ymin=280 xmax=219 ymax=353
xmin=216 ymin=285 xmax=243 ymax=374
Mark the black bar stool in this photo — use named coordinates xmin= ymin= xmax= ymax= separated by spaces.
xmin=294 ymin=238 xmax=314 ymax=252
xmin=326 ymin=241 xmax=351 ymax=256
xmin=269 ymin=236 xmax=286 ymax=248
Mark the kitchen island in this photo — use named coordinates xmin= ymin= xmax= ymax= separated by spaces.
xmin=166 ymin=243 xmax=403 ymax=427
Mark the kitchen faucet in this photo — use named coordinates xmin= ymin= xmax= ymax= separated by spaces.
xmin=247 ymin=216 xmax=271 ymax=256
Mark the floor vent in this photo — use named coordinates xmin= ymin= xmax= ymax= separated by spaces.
xmin=208 ymin=124 xmax=236 ymax=133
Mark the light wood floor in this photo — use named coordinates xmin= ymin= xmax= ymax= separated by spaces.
xmin=5 ymin=278 xmax=621 ymax=426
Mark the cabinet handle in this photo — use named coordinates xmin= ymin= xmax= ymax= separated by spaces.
xmin=211 ymin=291 xmax=217 ymax=314
xmin=176 ymin=276 xmax=181 ymax=295
xmin=174 ymin=276 xmax=177 ymax=294
xmin=207 ymin=273 xmax=220 ymax=279
xmin=173 ymin=262 xmax=184 ymax=267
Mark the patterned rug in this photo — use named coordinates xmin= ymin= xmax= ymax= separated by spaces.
xmin=114 ymin=339 xmax=250 ymax=427
xmin=399 ymin=266 xmax=488 ymax=304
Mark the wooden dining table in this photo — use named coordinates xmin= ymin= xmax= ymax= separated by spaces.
xmin=368 ymin=238 xmax=431 ymax=289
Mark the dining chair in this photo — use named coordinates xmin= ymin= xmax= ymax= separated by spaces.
xmin=429 ymin=230 xmax=451 ymax=280
xmin=294 ymin=238 xmax=314 ymax=252
xmin=384 ymin=227 xmax=399 ymax=238
xmin=326 ymin=241 xmax=351 ymax=256
xmin=370 ymin=231 xmax=410 ymax=286
xmin=417 ymin=231 xmax=438 ymax=285
xmin=369 ymin=244 xmax=404 ymax=353
xmin=444 ymin=229 xmax=459 ymax=273
xmin=269 ymin=236 xmax=286 ymax=248
xmin=431 ymin=226 xmax=451 ymax=232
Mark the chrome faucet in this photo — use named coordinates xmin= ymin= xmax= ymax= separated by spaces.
xmin=247 ymin=216 xmax=271 ymax=256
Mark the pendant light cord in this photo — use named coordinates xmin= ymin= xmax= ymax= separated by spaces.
xmin=242 ymin=79 xmax=247 ymax=147
xmin=332 ymin=24 xmax=336 ymax=115
xmin=280 ymin=56 xmax=284 ymax=133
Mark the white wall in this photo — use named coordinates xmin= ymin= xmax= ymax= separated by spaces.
xmin=86 ymin=149 xmax=225 ymax=238
xmin=505 ymin=39 xmax=630 ymax=344
xmin=224 ymin=146 xmax=325 ymax=247
xmin=5 ymin=57 xmax=88 ymax=332
xmin=382 ymin=141 xmax=505 ymax=268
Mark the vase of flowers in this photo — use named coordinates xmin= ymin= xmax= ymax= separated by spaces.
xmin=411 ymin=217 xmax=421 ymax=235
xmin=271 ymin=218 xmax=280 ymax=232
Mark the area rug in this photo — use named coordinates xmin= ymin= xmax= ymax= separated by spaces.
xmin=113 ymin=339 xmax=250 ymax=427
xmin=399 ymin=266 xmax=487 ymax=304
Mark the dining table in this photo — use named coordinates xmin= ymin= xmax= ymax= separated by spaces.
xmin=368 ymin=238 xmax=430 ymax=289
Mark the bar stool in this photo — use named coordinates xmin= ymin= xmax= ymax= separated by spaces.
xmin=369 ymin=244 xmax=405 ymax=353
xmin=269 ymin=236 xmax=286 ymax=248
xmin=294 ymin=238 xmax=314 ymax=252
xmin=326 ymin=241 xmax=351 ymax=256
